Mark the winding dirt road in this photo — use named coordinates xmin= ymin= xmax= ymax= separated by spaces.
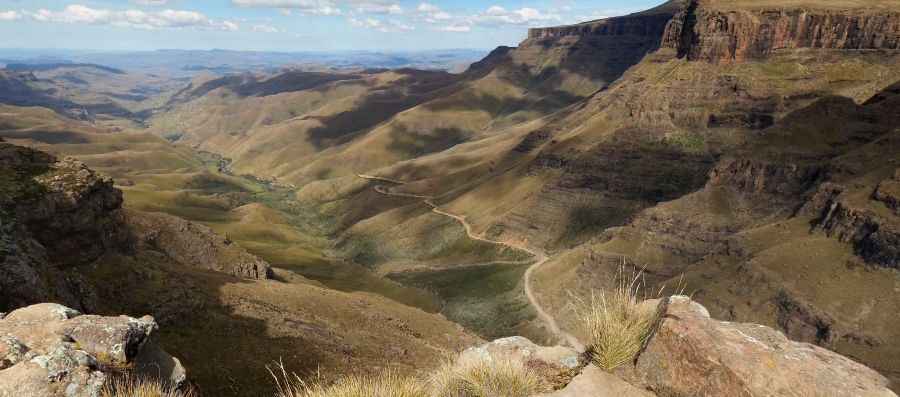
xmin=358 ymin=174 xmax=584 ymax=351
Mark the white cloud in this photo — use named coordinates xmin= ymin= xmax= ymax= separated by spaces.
xmin=0 ymin=10 xmax=21 ymax=21
xmin=471 ymin=5 xmax=561 ymax=26
xmin=251 ymin=24 xmax=279 ymax=33
xmin=132 ymin=0 xmax=169 ymax=6
xmin=26 ymin=5 xmax=240 ymax=31
xmin=437 ymin=24 xmax=470 ymax=32
xmin=233 ymin=0 xmax=342 ymax=16
xmin=416 ymin=2 xmax=451 ymax=23
xmin=348 ymin=16 xmax=413 ymax=32
xmin=234 ymin=0 xmax=403 ymax=16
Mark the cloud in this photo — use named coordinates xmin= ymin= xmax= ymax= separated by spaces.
xmin=233 ymin=0 xmax=403 ymax=16
xmin=416 ymin=2 xmax=451 ymax=22
xmin=132 ymin=0 xmax=169 ymax=6
xmin=437 ymin=24 xmax=470 ymax=32
xmin=0 ymin=10 xmax=21 ymax=21
xmin=232 ymin=0 xmax=342 ymax=16
xmin=26 ymin=5 xmax=240 ymax=31
xmin=348 ymin=16 xmax=413 ymax=32
xmin=251 ymin=24 xmax=279 ymax=33
xmin=471 ymin=5 xmax=561 ymax=26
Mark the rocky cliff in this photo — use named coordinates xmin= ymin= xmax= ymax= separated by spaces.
xmin=662 ymin=0 xmax=900 ymax=63
xmin=0 ymin=139 xmax=271 ymax=312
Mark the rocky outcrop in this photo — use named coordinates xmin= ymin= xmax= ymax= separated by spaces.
xmin=0 ymin=141 xmax=271 ymax=312
xmin=0 ymin=143 xmax=124 ymax=311
xmin=0 ymin=303 xmax=185 ymax=397
xmin=631 ymin=296 xmax=897 ymax=397
xmin=124 ymin=210 xmax=271 ymax=279
xmin=662 ymin=0 xmax=900 ymax=63
xmin=707 ymin=157 xmax=825 ymax=200
xmin=812 ymin=195 xmax=900 ymax=268
xmin=24 ymin=157 xmax=126 ymax=267
xmin=874 ymin=169 xmax=900 ymax=214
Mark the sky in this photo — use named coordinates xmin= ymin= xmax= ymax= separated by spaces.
xmin=0 ymin=0 xmax=665 ymax=52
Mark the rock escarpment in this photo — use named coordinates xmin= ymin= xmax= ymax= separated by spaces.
xmin=663 ymin=0 xmax=900 ymax=63
xmin=0 ymin=303 xmax=184 ymax=397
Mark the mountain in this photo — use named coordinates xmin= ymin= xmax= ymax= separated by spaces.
xmin=0 ymin=0 xmax=899 ymax=395
xmin=0 ymin=114 xmax=479 ymax=395
xmin=139 ymin=0 xmax=900 ymax=387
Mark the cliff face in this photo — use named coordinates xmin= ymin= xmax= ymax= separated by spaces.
xmin=663 ymin=0 xmax=900 ymax=63
xmin=527 ymin=12 xmax=674 ymax=41
xmin=0 ymin=142 xmax=124 ymax=311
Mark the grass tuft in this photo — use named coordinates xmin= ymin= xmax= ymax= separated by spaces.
xmin=573 ymin=265 xmax=658 ymax=371
xmin=429 ymin=353 xmax=541 ymax=397
xmin=269 ymin=363 xmax=426 ymax=397
xmin=100 ymin=375 xmax=195 ymax=397
xmin=269 ymin=351 xmax=541 ymax=397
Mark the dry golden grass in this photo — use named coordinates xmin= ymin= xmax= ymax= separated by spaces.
xmin=429 ymin=353 xmax=541 ymax=397
xmin=270 ymin=351 xmax=541 ymax=397
xmin=573 ymin=266 xmax=658 ymax=371
xmin=270 ymin=364 xmax=426 ymax=397
xmin=100 ymin=375 xmax=195 ymax=397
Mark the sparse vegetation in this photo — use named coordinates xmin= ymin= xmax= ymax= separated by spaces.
xmin=270 ymin=352 xmax=541 ymax=397
xmin=573 ymin=266 xmax=658 ymax=371
xmin=429 ymin=353 xmax=541 ymax=397
xmin=270 ymin=363 xmax=426 ymax=397
xmin=100 ymin=375 xmax=195 ymax=397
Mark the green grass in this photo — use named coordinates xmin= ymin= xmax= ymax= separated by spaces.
xmin=388 ymin=264 xmax=538 ymax=339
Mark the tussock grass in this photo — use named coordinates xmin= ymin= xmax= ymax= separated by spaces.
xmin=270 ymin=364 xmax=426 ymax=397
xmin=270 ymin=351 xmax=541 ymax=397
xmin=429 ymin=353 xmax=540 ymax=397
xmin=100 ymin=375 xmax=195 ymax=397
xmin=573 ymin=265 xmax=659 ymax=371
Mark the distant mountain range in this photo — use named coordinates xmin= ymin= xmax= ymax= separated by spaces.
xmin=0 ymin=48 xmax=490 ymax=75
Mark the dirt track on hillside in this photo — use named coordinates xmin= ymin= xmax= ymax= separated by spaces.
xmin=358 ymin=174 xmax=584 ymax=351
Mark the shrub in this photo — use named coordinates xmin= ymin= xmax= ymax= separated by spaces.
xmin=573 ymin=266 xmax=658 ymax=371
xmin=429 ymin=353 xmax=541 ymax=397
xmin=100 ymin=375 xmax=195 ymax=397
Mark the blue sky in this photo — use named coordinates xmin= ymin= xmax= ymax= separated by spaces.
xmin=0 ymin=0 xmax=664 ymax=51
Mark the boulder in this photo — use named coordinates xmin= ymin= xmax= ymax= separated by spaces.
xmin=632 ymin=296 xmax=897 ymax=397
xmin=459 ymin=336 xmax=582 ymax=392
xmin=539 ymin=365 xmax=655 ymax=397
xmin=0 ymin=303 xmax=185 ymax=397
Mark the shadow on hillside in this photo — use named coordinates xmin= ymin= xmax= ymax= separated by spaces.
xmin=88 ymin=253 xmax=327 ymax=397
xmin=386 ymin=125 xmax=468 ymax=159
xmin=305 ymin=70 xmax=462 ymax=149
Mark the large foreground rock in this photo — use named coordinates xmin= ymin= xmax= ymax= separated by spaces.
xmin=633 ymin=296 xmax=897 ymax=397
xmin=0 ymin=303 xmax=185 ymax=397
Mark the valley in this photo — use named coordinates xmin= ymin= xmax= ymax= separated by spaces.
xmin=1 ymin=0 xmax=899 ymax=396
